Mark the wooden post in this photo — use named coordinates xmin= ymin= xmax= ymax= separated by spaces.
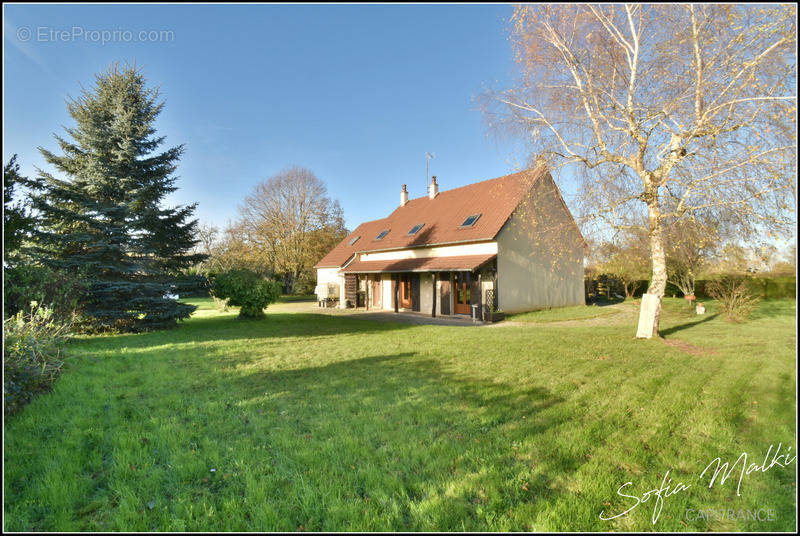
xmin=393 ymin=275 xmax=399 ymax=313
xmin=431 ymin=273 xmax=437 ymax=317
xmin=477 ymin=272 xmax=482 ymax=321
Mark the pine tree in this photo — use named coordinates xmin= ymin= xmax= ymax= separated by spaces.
xmin=4 ymin=155 xmax=34 ymax=263
xmin=27 ymin=64 xmax=205 ymax=331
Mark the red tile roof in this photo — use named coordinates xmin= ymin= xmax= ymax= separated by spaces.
xmin=341 ymin=254 xmax=497 ymax=273
xmin=315 ymin=167 xmax=546 ymax=268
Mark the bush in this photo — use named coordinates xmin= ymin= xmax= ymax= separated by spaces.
xmin=706 ymin=276 xmax=761 ymax=323
xmin=4 ymin=302 xmax=73 ymax=415
xmin=3 ymin=263 xmax=89 ymax=318
xmin=210 ymin=269 xmax=281 ymax=318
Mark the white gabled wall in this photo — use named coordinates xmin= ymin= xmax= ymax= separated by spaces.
xmin=315 ymin=267 xmax=347 ymax=308
xmin=315 ymin=268 xmax=340 ymax=299
xmin=495 ymin=173 xmax=585 ymax=313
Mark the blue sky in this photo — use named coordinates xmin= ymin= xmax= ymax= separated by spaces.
xmin=3 ymin=3 xmax=533 ymax=231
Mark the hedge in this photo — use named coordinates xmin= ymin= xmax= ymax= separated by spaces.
xmin=663 ymin=276 xmax=795 ymax=300
xmin=589 ymin=275 xmax=796 ymax=300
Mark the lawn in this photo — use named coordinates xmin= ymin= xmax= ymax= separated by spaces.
xmin=277 ymin=294 xmax=317 ymax=303
xmin=506 ymin=302 xmax=623 ymax=323
xmin=3 ymin=297 xmax=796 ymax=531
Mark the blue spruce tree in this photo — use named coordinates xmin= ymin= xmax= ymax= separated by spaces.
xmin=27 ymin=64 xmax=205 ymax=331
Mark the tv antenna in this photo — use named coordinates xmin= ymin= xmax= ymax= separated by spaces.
xmin=425 ymin=152 xmax=435 ymax=187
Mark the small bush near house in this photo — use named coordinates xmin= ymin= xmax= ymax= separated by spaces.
xmin=210 ymin=269 xmax=281 ymax=318
xmin=3 ymin=303 xmax=73 ymax=415
xmin=706 ymin=276 xmax=761 ymax=323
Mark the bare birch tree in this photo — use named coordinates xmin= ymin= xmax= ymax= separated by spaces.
xmin=487 ymin=4 xmax=796 ymax=337
xmin=195 ymin=223 xmax=219 ymax=257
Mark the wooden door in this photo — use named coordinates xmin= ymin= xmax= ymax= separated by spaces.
xmin=411 ymin=274 xmax=420 ymax=312
xmin=372 ymin=277 xmax=382 ymax=309
xmin=454 ymin=272 xmax=471 ymax=315
xmin=399 ymin=274 xmax=413 ymax=309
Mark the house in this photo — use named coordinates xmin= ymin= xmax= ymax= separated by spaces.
xmin=314 ymin=164 xmax=586 ymax=319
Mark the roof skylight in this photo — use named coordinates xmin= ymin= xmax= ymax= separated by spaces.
xmin=407 ymin=223 xmax=425 ymax=235
xmin=460 ymin=214 xmax=481 ymax=228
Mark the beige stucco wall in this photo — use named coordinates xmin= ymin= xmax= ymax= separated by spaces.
xmin=419 ymin=273 xmax=434 ymax=314
xmin=495 ymin=173 xmax=585 ymax=313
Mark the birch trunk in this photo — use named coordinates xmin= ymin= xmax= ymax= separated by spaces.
xmin=641 ymin=201 xmax=668 ymax=337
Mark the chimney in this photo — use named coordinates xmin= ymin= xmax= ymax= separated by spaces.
xmin=428 ymin=176 xmax=438 ymax=199
xmin=400 ymin=184 xmax=408 ymax=206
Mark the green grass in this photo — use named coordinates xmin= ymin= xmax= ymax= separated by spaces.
xmin=507 ymin=302 xmax=622 ymax=323
xmin=4 ymin=298 xmax=796 ymax=531
xmin=277 ymin=294 xmax=316 ymax=303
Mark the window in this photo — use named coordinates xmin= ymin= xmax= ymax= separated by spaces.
xmin=460 ymin=214 xmax=481 ymax=228
xmin=348 ymin=236 xmax=360 ymax=246
xmin=407 ymin=223 xmax=424 ymax=235
xmin=375 ymin=229 xmax=390 ymax=240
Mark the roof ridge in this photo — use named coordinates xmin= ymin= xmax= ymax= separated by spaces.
xmin=400 ymin=168 xmax=538 ymax=205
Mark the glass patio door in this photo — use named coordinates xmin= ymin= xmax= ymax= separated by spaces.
xmin=454 ymin=272 xmax=471 ymax=315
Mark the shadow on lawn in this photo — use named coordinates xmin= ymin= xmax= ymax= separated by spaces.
xmin=78 ymin=312 xmax=414 ymax=351
xmin=212 ymin=352 xmax=584 ymax=530
xmin=9 ymin=350 xmax=582 ymax=531
xmin=659 ymin=313 xmax=720 ymax=337
xmin=586 ymin=297 xmax=626 ymax=307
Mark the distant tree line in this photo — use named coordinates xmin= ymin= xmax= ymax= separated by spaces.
xmin=585 ymin=214 xmax=796 ymax=302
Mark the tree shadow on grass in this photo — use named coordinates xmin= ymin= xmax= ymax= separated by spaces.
xmin=584 ymin=294 xmax=629 ymax=307
xmin=55 ymin=350 xmax=587 ymax=530
xmin=73 ymin=312 xmax=415 ymax=351
xmin=22 ymin=349 xmax=586 ymax=531
xmin=659 ymin=313 xmax=719 ymax=337
xmin=200 ymin=352 xmax=594 ymax=531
